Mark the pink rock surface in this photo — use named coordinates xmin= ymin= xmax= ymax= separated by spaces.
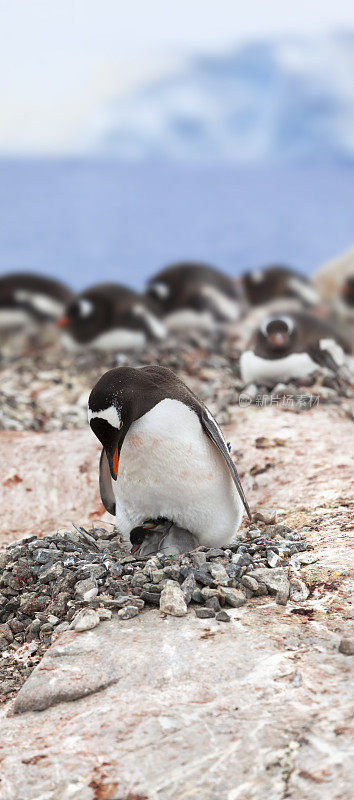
xmin=0 ymin=430 xmax=109 ymax=546
xmin=0 ymin=404 xmax=353 ymax=800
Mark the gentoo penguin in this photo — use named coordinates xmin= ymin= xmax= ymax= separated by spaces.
xmin=0 ymin=272 xmax=73 ymax=331
xmin=58 ymin=283 xmax=166 ymax=350
xmin=88 ymin=365 xmax=251 ymax=551
xmin=146 ymin=262 xmax=241 ymax=331
xmin=240 ymin=311 xmax=351 ymax=386
xmin=240 ymin=265 xmax=319 ymax=308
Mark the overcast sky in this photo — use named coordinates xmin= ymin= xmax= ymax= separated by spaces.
xmin=1 ymin=0 xmax=354 ymax=154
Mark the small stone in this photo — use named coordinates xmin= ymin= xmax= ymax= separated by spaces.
xmin=195 ymin=608 xmax=215 ymax=619
xmin=181 ymin=573 xmax=197 ymax=605
xmin=289 ymin=578 xmax=309 ymax=602
xmin=208 ymin=563 xmax=229 ymax=585
xmin=83 ymin=587 xmax=98 ymax=602
xmin=252 ymin=568 xmax=290 ymax=600
xmin=46 ymin=614 xmax=60 ymax=626
xmin=339 ymin=637 xmax=354 ymax=655
xmin=162 ymin=565 xmax=181 ymax=581
xmin=38 ymin=562 xmax=63 ymax=582
xmin=215 ymin=610 xmax=230 ymax=622
xmin=249 ymin=527 xmax=262 ymax=539
xmin=241 ymin=575 xmax=259 ymax=592
xmin=254 ymin=508 xmax=277 ymax=524
xmin=118 ymin=605 xmax=139 ymax=620
xmin=152 ymin=569 xmax=165 ymax=584
xmin=70 ymin=608 xmax=100 ymax=632
xmin=267 ymin=550 xmax=281 ymax=568
xmin=191 ymin=588 xmax=204 ymax=604
xmin=275 ymin=589 xmax=289 ymax=606
xmin=205 ymin=597 xmax=221 ymax=611
xmin=191 ymin=551 xmax=207 ymax=569
xmin=200 ymin=587 xmax=219 ymax=600
xmin=295 ymin=552 xmax=319 ymax=566
xmin=74 ymin=578 xmax=98 ymax=599
xmin=97 ymin=608 xmax=113 ymax=620
xmin=141 ymin=590 xmax=160 ymax=605
xmin=193 ymin=570 xmax=214 ymax=587
xmin=218 ymin=587 xmax=246 ymax=608
xmin=207 ymin=548 xmax=225 ymax=559
xmin=159 ymin=581 xmax=187 ymax=617
xmin=25 ymin=619 xmax=41 ymax=641
xmin=0 ymin=623 xmax=14 ymax=642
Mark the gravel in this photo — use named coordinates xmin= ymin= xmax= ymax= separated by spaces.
xmin=0 ymin=519 xmax=313 ymax=700
xmin=1 ymin=329 xmax=352 ymax=434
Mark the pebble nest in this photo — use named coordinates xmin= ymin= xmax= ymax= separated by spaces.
xmin=0 ymin=516 xmax=312 ymax=702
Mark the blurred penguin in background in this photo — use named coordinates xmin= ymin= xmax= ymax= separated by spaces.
xmin=240 ymin=311 xmax=351 ymax=387
xmin=146 ymin=262 xmax=242 ymax=332
xmin=236 ymin=264 xmax=320 ymax=349
xmin=0 ymin=272 xmax=73 ymax=333
xmin=240 ymin=265 xmax=319 ymax=309
xmin=58 ymin=283 xmax=166 ymax=351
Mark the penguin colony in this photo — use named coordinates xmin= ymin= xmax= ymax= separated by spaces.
xmin=1 ymin=261 xmax=352 ymax=556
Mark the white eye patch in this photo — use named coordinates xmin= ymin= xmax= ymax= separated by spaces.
xmin=149 ymin=281 xmax=169 ymax=299
xmin=250 ymin=270 xmax=263 ymax=284
xmin=78 ymin=298 xmax=94 ymax=318
xmin=88 ymin=404 xmax=123 ymax=429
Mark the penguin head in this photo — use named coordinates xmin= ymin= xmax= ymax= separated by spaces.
xmin=58 ymin=293 xmax=109 ymax=343
xmin=259 ymin=314 xmax=296 ymax=353
xmin=88 ymin=366 xmax=165 ymax=480
xmin=241 ymin=266 xmax=278 ymax=305
xmin=341 ymin=276 xmax=354 ymax=308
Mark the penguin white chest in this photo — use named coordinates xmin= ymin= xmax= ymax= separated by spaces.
xmin=240 ymin=349 xmax=318 ymax=386
xmin=112 ymin=399 xmax=243 ymax=545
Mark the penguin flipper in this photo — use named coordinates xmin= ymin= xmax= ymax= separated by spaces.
xmin=309 ymin=339 xmax=345 ymax=374
xmin=99 ymin=448 xmax=116 ymax=516
xmin=200 ymin=410 xmax=252 ymax=521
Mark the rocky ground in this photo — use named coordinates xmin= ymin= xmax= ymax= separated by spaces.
xmin=0 ymin=334 xmax=353 ymax=800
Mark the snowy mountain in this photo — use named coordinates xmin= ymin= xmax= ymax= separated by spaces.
xmin=92 ymin=34 xmax=354 ymax=164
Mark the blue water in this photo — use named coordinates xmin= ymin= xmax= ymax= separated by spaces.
xmin=0 ymin=159 xmax=353 ymax=291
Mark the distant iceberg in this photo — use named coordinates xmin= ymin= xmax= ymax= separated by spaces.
xmin=91 ymin=33 xmax=354 ymax=164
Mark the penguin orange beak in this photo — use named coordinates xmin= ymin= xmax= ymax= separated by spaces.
xmin=113 ymin=446 xmax=119 ymax=478
xmin=271 ymin=332 xmax=286 ymax=346
xmin=57 ymin=316 xmax=70 ymax=328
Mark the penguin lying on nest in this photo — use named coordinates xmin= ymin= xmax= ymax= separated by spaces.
xmin=239 ymin=265 xmax=319 ymax=309
xmin=240 ymin=311 xmax=351 ymax=387
xmin=88 ymin=365 xmax=251 ymax=554
xmin=58 ymin=283 xmax=166 ymax=350
xmin=0 ymin=272 xmax=73 ymax=332
xmin=146 ymin=261 xmax=241 ymax=332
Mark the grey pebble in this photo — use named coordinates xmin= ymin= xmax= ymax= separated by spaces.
xmin=195 ymin=608 xmax=215 ymax=619
xmin=215 ymin=610 xmax=231 ymax=622
xmin=339 ymin=637 xmax=354 ymax=655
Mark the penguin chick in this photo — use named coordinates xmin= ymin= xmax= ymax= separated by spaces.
xmin=0 ymin=272 xmax=73 ymax=331
xmin=240 ymin=311 xmax=351 ymax=387
xmin=88 ymin=365 xmax=251 ymax=550
xmin=146 ymin=262 xmax=241 ymax=331
xmin=58 ymin=283 xmax=166 ymax=350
